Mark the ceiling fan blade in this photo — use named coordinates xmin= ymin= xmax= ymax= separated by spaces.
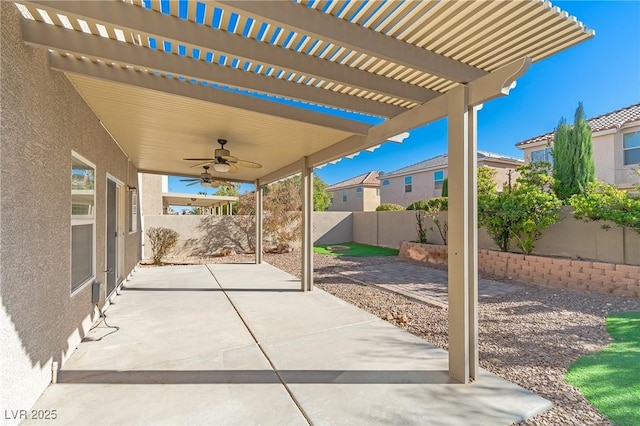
xmin=210 ymin=180 xmax=222 ymax=188
xmin=235 ymin=159 xmax=263 ymax=168
xmin=180 ymin=179 xmax=199 ymax=182
xmin=228 ymin=163 xmax=239 ymax=173
xmin=220 ymin=155 xmax=239 ymax=162
xmin=184 ymin=158 xmax=215 ymax=161
xmin=190 ymin=161 xmax=213 ymax=168
xmin=186 ymin=181 xmax=199 ymax=186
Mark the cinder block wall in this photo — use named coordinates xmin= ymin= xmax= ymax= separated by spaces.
xmin=355 ymin=210 xmax=640 ymax=266
xmin=1 ymin=4 xmax=141 ymax=418
xmin=400 ymin=242 xmax=640 ymax=298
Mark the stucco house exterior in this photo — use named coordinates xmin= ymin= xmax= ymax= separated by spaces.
xmin=1 ymin=4 xmax=142 ymax=415
xmin=379 ymin=152 xmax=523 ymax=207
xmin=0 ymin=0 xmax=595 ymax=417
xmin=326 ymin=171 xmax=381 ymax=212
xmin=516 ymin=103 xmax=640 ymax=191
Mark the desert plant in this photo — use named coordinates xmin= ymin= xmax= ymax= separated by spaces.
xmin=408 ymin=198 xmax=448 ymax=245
xmin=552 ymin=102 xmax=595 ymax=200
xmin=147 ymin=227 xmax=179 ymax=265
xmin=415 ymin=211 xmax=428 ymax=243
xmin=376 ymin=203 xmax=404 ymax=211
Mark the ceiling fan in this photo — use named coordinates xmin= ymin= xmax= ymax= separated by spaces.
xmin=184 ymin=138 xmax=262 ymax=173
xmin=179 ymin=166 xmax=227 ymax=187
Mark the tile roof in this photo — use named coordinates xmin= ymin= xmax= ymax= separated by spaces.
xmin=516 ymin=103 xmax=640 ymax=147
xmin=379 ymin=151 xmax=523 ymax=178
xmin=326 ymin=171 xmax=381 ymax=191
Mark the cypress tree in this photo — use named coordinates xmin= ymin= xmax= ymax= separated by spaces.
xmin=441 ymin=177 xmax=448 ymax=197
xmin=552 ymin=102 xmax=595 ymax=200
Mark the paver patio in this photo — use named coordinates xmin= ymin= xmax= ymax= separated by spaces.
xmin=26 ymin=263 xmax=550 ymax=425
xmin=335 ymin=260 xmax=518 ymax=308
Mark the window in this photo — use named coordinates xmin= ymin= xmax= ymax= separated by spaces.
xmin=404 ymin=176 xmax=412 ymax=193
xmin=342 ymin=189 xmax=347 ymax=202
xmin=356 ymin=187 xmax=363 ymax=197
xmin=530 ymin=147 xmax=553 ymax=164
xmin=623 ymin=131 xmax=640 ymax=165
xmin=376 ymin=188 xmax=380 ymax=196
xmin=382 ymin=180 xmax=390 ymax=186
xmin=128 ymin=188 xmax=138 ymax=233
xmin=71 ymin=153 xmax=95 ymax=294
xmin=434 ymin=170 xmax=444 ymax=189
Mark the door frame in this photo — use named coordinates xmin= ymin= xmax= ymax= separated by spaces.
xmin=105 ymin=174 xmax=124 ymax=301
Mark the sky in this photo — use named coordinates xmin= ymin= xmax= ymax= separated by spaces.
xmin=168 ymin=0 xmax=640 ymax=194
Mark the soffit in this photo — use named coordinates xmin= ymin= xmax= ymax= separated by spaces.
xmin=16 ymin=0 xmax=593 ymax=183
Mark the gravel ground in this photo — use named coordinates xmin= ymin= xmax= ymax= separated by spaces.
xmin=155 ymin=252 xmax=640 ymax=425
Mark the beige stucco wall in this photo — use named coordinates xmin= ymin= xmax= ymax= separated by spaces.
xmin=380 ymin=162 xmax=518 ymax=206
xmin=379 ymin=169 xmax=444 ymax=207
xmin=328 ymin=186 xmax=363 ymax=211
xmin=143 ymin=212 xmax=353 ymax=257
xmin=521 ymin=125 xmax=640 ymax=190
xmin=140 ymin=173 xmax=164 ymax=216
xmin=352 ymin=210 xmax=640 ymax=265
xmin=1 ymin=4 xmax=141 ymax=419
xmin=362 ymin=186 xmax=380 ymax=211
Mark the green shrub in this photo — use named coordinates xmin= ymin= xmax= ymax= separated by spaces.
xmin=376 ymin=203 xmax=404 ymax=211
xmin=478 ymin=164 xmax=561 ymax=254
xmin=569 ymin=181 xmax=640 ymax=233
xmin=147 ymin=227 xmax=179 ymax=265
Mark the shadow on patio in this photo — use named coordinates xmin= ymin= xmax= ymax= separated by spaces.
xmin=26 ymin=263 xmax=550 ymax=425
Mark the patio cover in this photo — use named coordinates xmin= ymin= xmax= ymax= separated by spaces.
xmin=15 ymin=0 xmax=593 ymax=383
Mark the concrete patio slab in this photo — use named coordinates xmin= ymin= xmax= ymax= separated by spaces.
xmin=25 ymin=263 xmax=550 ymax=425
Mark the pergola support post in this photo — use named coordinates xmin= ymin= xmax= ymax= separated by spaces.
xmin=447 ymin=85 xmax=478 ymax=383
xmin=255 ymin=180 xmax=263 ymax=265
xmin=301 ymin=157 xmax=314 ymax=292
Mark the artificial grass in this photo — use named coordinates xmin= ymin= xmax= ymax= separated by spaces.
xmin=565 ymin=312 xmax=640 ymax=426
xmin=314 ymin=242 xmax=399 ymax=257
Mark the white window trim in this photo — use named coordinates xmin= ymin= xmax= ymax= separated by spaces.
xmin=71 ymin=151 xmax=96 ymax=297
xmin=129 ymin=188 xmax=138 ymax=234
xmin=404 ymin=176 xmax=412 ymax=193
xmin=623 ymin=131 xmax=640 ymax=166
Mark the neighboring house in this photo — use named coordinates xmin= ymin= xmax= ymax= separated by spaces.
xmin=379 ymin=152 xmax=523 ymax=207
xmin=516 ymin=103 xmax=640 ymax=191
xmin=327 ymin=171 xmax=381 ymax=211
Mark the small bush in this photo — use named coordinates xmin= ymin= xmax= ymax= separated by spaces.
xmin=569 ymin=180 xmax=640 ymax=233
xmin=147 ymin=227 xmax=179 ymax=265
xmin=408 ymin=198 xmax=448 ymax=245
xmin=406 ymin=198 xmax=448 ymax=211
xmin=376 ymin=203 xmax=404 ymax=211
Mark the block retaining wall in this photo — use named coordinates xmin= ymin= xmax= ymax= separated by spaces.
xmin=399 ymin=241 xmax=640 ymax=298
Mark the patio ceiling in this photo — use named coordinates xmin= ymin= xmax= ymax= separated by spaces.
xmin=16 ymin=0 xmax=593 ymax=184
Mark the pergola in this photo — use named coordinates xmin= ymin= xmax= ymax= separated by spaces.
xmin=16 ymin=0 xmax=593 ymax=383
xmin=161 ymin=192 xmax=238 ymax=215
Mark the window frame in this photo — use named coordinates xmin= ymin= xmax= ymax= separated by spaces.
xmin=342 ymin=189 xmax=347 ymax=202
xmin=356 ymin=187 xmax=363 ymax=197
xmin=530 ymin=147 xmax=553 ymax=164
xmin=434 ymin=170 xmax=444 ymax=189
xmin=70 ymin=151 xmax=96 ymax=296
xmin=128 ymin=188 xmax=138 ymax=233
xmin=404 ymin=176 xmax=412 ymax=193
xmin=382 ymin=180 xmax=390 ymax=186
xmin=623 ymin=130 xmax=640 ymax=166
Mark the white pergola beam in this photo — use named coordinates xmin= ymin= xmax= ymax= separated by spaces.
xmin=48 ymin=53 xmax=371 ymax=136
xmin=21 ymin=19 xmax=403 ymax=118
xmin=26 ymin=0 xmax=436 ymax=105
xmin=216 ymin=0 xmax=486 ymax=83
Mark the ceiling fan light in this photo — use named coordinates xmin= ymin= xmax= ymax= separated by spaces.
xmin=213 ymin=162 xmax=230 ymax=173
xmin=201 ymin=181 xmax=211 ymax=187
